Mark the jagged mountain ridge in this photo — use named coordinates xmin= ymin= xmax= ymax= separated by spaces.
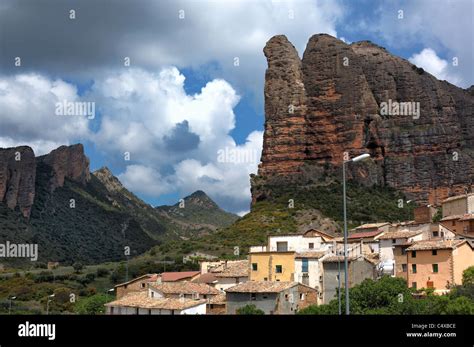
xmin=0 ymin=144 xmax=238 ymax=264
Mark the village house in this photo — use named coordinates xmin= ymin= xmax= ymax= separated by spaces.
xmin=347 ymin=223 xmax=390 ymax=254
xmin=293 ymin=251 xmax=327 ymax=303
xmin=114 ymin=274 xmax=159 ymax=299
xmin=249 ymin=251 xmax=295 ymax=282
xmin=439 ymin=193 xmax=474 ymax=238
xmin=400 ymin=239 xmax=474 ymax=293
xmin=321 ymin=255 xmax=379 ymax=304
xmin=378 ymin=230 xmax=425 ymax=276
xmin=105 ymin=291 xmax=207 ymax=315
xmin=225 ymin=281 xmax=317 ymax=314
xmin=209 ymin=260 xmax=249 ymax=292
xmin=263 ymin=229 xmax=335 ymax=253
xmin=148 ymin=281 xmax=220 ymax=301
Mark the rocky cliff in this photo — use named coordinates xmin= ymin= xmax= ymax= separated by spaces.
xmin=39 ymin=143 xmax=90 ymax=190
xmin=0 ymin=146 xmax=36 ymax=218
xmin=254 ymin=34 xmax=474 ymax=206
xmin=0 ymin=143 xmax=90 ymax=218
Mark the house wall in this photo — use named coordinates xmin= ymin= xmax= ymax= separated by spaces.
xmin=442 ymin=197 xmax=468 ymax=217
xmin=322 ymin=259 xmax=375 ymax=304
xmin=267 ymin=235 xmax=331 ymax=252
xmin=407 ymin=249 xmax=452 ymax=291
xmin=249 ymin=252 xmax=295 ymax=282
xmin=215 ymin=277 xmax=248 ymax=292
xmin=106 ymin=304 xmax=206 ymax=315
xmin=116 ymin=279 xmax=150 ymax=299
xmin=452 ymin=243 xmax=474 ymax=285
xmin=294 ymin=258 xmax=323 ymax=291
xmin=226 ymin=286 xmax=303 ymax=314
xmin=440 ymin=219 xmax=474 ymax=236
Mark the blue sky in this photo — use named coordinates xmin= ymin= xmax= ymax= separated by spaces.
xmin=0 ymin=0 xmax=472 ymax=214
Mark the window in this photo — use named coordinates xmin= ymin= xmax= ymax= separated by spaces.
xmin=276 ymin=242 xmax=288 ymax=252
xmin=452 ymin=220 xmax=456 ymax=226
xmin=412 ymin=264 xmax=417 ymax=273
xmin=275 ymin=265 xmax=283 ymax=273
xmin=148 ymin=309 xmax=152 ymax=315
xmin=411 ymin=251 xmax=417 ymax=258
xmin=151 ymin=291 xmax=154 ymax=298
xmin=412 ymin=282 xmax=417 ymax=289
xmin=392 ymin=239 xmax=396 ymax=244
xmin=432 ymin=250 xmax=437 ymax=256
xmin=402 ymin=264 xmax=407 ymax=272
xmin=432 ymin=264 xmax=439 ymax=273
xmin=309 ymin=243 xmax=314 ymax=249
xmin=401 ymin=248 xmax=407 ymax=255
xmin=302 ymin=258 xmax=309 ymax=273
xmin=252 ymin=263 xmax=258 ymax=271
xmin=250 ymin=293 xmax=256 ymax=301
xmin=433 ymin=231 xmax=439 ymax=237
xmin=141 ymin=283 xmax=146 ymax=288
xmin=300 ymin=293 xmax=305 ymax=300
xmin=264 ymin=277 xmax=268 ymax=281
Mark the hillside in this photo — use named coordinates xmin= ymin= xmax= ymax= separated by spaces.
xmin=0 ymin=145 xmax=237 ymax=266
xmin=155 ymin=190 xmax=239 ymax=239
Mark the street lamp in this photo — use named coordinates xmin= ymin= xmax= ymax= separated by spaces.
xmin=8 ymin=296 xmax=16 ymax=314
xmin=343 ymin=153 xmax=371 ymax=315
xmin=46 ymin=294 xmax=55 ymax=315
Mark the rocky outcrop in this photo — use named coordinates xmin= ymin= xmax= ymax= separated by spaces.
xmin=0 ymin=146 xmax=36 ymax=218
xmin=254 ymin=34 xmax=474 ymax=205
xmin=39 ymin=144 xmax=90 ymax=190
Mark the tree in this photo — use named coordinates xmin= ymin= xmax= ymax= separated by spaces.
xmin=444 ymin=296 xmax=474 ymax=314
xmin=462 ymin=266 xmax=474 ymax=286
xmin=74 ymin=294 xmax=110 ymax=315
xmin=236 ymin=304 xmax=264 ymax=315
xmin=72 ymin=262 xmax=84 ymax=274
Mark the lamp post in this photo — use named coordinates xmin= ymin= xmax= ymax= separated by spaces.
xmin=343 ymin=153 xmax=370 ymax=315
xmin=46 ymin=294 xmax=55 ymax=315
xmin=8 ymin=296 xmax=16 ymax=314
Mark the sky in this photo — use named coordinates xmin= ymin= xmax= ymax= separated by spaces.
xmin=0 ymin=0 xmax=473 ymax=215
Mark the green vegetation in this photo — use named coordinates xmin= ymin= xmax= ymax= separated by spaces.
xmin=236 ymin=304 xmax=265 ymax=315
xmin=298 ymin=274 xmax=474 ymax=315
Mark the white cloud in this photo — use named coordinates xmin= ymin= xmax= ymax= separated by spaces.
xmin=90 ymin=67 xmax=263 ymax=212
xmin=372 ymin=0 xmax=473 ymax=87
xmin=409 ymin=48 xmax=461 ymax=85
xmin=0 ymin=73 xmax=91 ymax=155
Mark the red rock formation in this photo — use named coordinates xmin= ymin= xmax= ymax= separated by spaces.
xmin=0 ymin=144 xmax=91 ymax=218
xmin=254 ymin=34 xmax=474 ymax=205
xmin=39 ymin=144 xmax=90 ymax=191
xmin=0 ymin=146 xmax=36 ymax=218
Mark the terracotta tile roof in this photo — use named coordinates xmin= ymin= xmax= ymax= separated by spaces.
xmin=210 ymin=260 xmax=249 ymax=278
xmin=322 ymin=256 xmax=359 ymax=263
xmin=442 ymin=194 xmax=474 ymax=203
xmin=441 ymin=215 xmax=464 ymax=221
xmin=378 ymin=230 xmax=423 ymax=240
xmin=114 ymin=273 xmax=158 ymax=288
xmin=225 ymin=281 xmax=298 ymax=293
xmin=364 ymin=253 xmax=380 ymax=265
xmin=295 ymin=251 xmax=326 ymax=259
xmin=209 ymin=293 xmax=226 ymax=304
xmin=406 ymin=239 xmax=466 ymax=251
xmin=161 ymin=271 xmax=200 ymax=282
xmin=459 ymin=214 xmax=474 ymax=221
xmin=355 ymin=222 xmax=390 ymax=230
xmin=348 ymin=230 xmax=383 ymax=239
xmin=105 ymin=291 xmax=206 ymax=310
xmin=191 ymin=272 xmax=218 ymax=284
xmin=150 ymin=281 xmax=220 ymax=295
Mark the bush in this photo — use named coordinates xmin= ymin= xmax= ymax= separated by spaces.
xmin=236 ymin=304 xmax=265 ymax=315
xmin=96 ymin=267 xmax=109 ymax=277
xmin=74 ymin=294 xmax=110 ymax=315
xmin=73 ymin=262 xmax=84 ymax=273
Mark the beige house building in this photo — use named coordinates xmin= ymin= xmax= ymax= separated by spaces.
xmin=399 ymin=239 xmax=474 ymax=293
xmin=114 ymin=274 xmax=159 ymax=299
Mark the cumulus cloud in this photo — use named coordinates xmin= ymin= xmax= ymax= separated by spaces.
xmin=92 ymin=67 xmax=262 ymax=212
xmin=0 ymin=73 xmax=91 ymax=155
xmin=409 ymin=48 xmax=461 ymax=85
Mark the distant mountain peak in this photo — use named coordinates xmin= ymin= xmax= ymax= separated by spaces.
xmin=93 ymin=166 xmax=124 ymax=193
